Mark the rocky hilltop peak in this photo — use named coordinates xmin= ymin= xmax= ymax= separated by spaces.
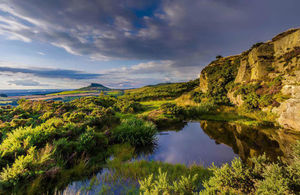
xmin=79 ymin=83 xmax=111 ymax=91
xmin=198 ymin=28 xmax=300 ymax=131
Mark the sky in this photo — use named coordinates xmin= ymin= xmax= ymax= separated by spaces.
xmin=0 ymin=0 xmax=299 ymax=89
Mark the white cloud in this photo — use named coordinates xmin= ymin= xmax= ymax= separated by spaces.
xmin=7 ymin=79 xmax=42 ymax=86
xmin=37 ymin=52 xmax=45 ymax=55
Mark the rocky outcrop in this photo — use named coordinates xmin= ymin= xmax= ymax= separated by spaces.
xmin=248 ymin=43 xmax=274 ymax=81
xmin=227 ymin=91 xmax=244 ymax=106
xmin=235 ymin=57 xmax=251 ymax=83
xmin=199 ymin=72 xmax=209 ymax=93
xmin=234 ymin=29 xmax=300 ymax=84
xmin=234 ymin=28 xmax=300 ymax=85
xmin=198 ymin=28 xmax=300 ymax=131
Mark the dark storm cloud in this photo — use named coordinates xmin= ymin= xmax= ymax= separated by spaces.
xmin=0 ymin=0 xmax=299 ymax=67
xmin=0 ymin=66 xmax=102 ymax=80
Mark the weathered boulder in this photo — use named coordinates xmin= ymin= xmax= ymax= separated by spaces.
xmin=273 ymin=85 xmax=300 ymax=131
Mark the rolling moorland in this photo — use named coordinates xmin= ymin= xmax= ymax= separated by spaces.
xmin=0 ymin=28 xmax=299 ymax=194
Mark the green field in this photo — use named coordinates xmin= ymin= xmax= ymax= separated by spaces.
xmin=48 ymin=90 xmax=123 ymax=96
xmin=47 ymin=90 xmax=98 ymax=96
xmin=106 ymin=90 xmax=124 ymax=96
xmin=0 ymin=100 xmax=12 ymax=104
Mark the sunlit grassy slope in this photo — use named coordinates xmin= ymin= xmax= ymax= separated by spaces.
xmin=121 ymin=79 xmax=199 ymax=101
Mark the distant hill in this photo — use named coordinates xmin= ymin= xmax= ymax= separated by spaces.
xmin=145 ymin=82 xmax=173 ymax=87
xmin=0 ymin=94 xmax=7 ymax=97
xmin=79 ymin=83 xmax=111 ymax=91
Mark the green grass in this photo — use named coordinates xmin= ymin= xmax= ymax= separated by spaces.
xmin=115 ymin=100 xmax=174 ymax=119
xmin=109 ymin=160 xmax=212 ymax=183
xmin=47 ymin=90 xmax=98 ymax=96
xmin=196 ymin=113 xmax=265 ymax=127
xmin=106 ymin=90 xmax=124 ymax=96
xmin=137 ymin=101 xmax=273 ymax=128
xmin=121 ymin=79 xmax=199 ymax=101
xmin=110 ymin=101 xmax=170 ymax=120
xmin=140 ymin=100 xmax=174 ymax=108
xmin=112 ymin=117 xmax=157 ymax=146
xmin=80 ymin=159 xmax=212 ymax=194
xmin=140 ymin=100 xmax=174 ymax=114
xmin=115 ymin=112 xmax=135 ymax=119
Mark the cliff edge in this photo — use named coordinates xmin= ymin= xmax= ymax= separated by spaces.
xmin=198 ymin=28 xmax=300 ymax=131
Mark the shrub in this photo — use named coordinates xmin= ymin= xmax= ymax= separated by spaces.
xmin=259 ymin=94 xmax=273 ymax=107
xmin=139 ymin=168 xmax=199 ymax=194
xmin=0 ymin=118 xmax=63 ymax=157
xmin=160 ymin=103 xmax=184 ymax=116
xmin=10 ymin=118 xmax=34 ymax=128
xmin=76 ymin=128 xmax=96 ymax=152
xmin=216 ymin=55 xmax=223 ymax=59
xmin=53 ymin=138 xmax=77 ymax=160
xmin=71 ymin=96 xmax=117 ymax=109
xmin=39 ymin=111 xmax=54 ymax=121
xmin=67 ymin=112 xmax=86 ymax=123
xmin=255 ymin=164 xmax=291 ymax=194
xmin=243 ymin=93 xmax=260 ymax=110
xmin=115 ymin=100 xmax=143 ymax=113
xmin=0 ymin=94 xmax=121 ymax=188
xmin=0 ymin=145 xmax=53 ymax=185
xmin=112 ymin=118 xmax=157 ymax=146
xmin=191 ymin=91 xmax=205 ymax=103
xmin=183 ymin=102 xmax=217 ymax=117
xmin=200 ymin=58 xmax=240 ymax=105
xmin=202 ymin=158 xmax=254 ymax=194
xmin=250 ymin=42 xmax=264 ymax=50
xmin=200 ymin=141 xmax=300 ymax=194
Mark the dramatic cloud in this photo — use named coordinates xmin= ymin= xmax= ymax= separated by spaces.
xmin=0 ymin=0 xmax=299 ymax=64
xmin=0 ymin=0 xmax=299 ymax=88
xmin=0 ymin=66 xmax=102 ymax=80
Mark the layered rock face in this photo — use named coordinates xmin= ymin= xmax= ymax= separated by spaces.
xmin=234 ymin=29 xmax=300 ymax=84
xmin=199 ymin=28 xmax=300 ymax=131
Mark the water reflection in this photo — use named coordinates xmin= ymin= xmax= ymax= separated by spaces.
xmin=140 ymin=122 xmax=238 ymax=166
xmin=62 ymin=120 xmax=300 ymax=194
xmin=200 ymin=121 xmax=300 ymax=163
xmin=136 ymin=121 xmax=300 ymax=166
xmin=33 ymin=121 xmax=300 ymax=194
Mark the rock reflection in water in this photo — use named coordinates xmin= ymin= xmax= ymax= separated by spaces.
xmin=200 ymin=121 xmax=300 ymax=163
xmin=60 ymin=121 xmax=300 ymax=194
xmin=137 ymin=121 xmax=300 ymax=166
